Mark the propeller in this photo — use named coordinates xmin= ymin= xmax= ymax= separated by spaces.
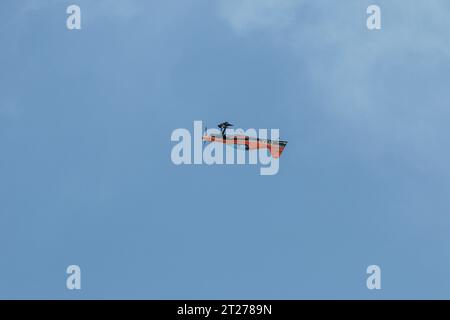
xmin=203 ymin=124 xmax=207 ymax=146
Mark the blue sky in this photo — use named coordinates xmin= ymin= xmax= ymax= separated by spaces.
xmin=1 ymin=0 xmax=450 ymax=299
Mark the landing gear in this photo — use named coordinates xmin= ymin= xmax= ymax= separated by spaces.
xmin=218 ymin=121 xmax=233 ymax=137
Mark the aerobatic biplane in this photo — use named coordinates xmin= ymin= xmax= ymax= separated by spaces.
xmin=202 ymin=122 xmax=288 ymax=158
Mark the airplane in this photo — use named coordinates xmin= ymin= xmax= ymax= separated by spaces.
xmin=202 ymin=122 xmax=288 ymax=158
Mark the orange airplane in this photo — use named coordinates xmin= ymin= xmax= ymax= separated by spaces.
xmin=202 ymin=122 xmax=287 ymax=158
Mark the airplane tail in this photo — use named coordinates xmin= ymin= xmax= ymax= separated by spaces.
xmin=268 ymin=141 xmax=287 ymax=158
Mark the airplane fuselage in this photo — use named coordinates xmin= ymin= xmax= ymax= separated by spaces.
xmin=202 ymin=134 xmax=287 ymax=158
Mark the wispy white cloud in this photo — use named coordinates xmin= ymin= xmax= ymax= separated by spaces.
xmin=218 ymin=0 xmax=304 ymax=34
xmin=218 ymin=1 xmax=450 ymax=173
